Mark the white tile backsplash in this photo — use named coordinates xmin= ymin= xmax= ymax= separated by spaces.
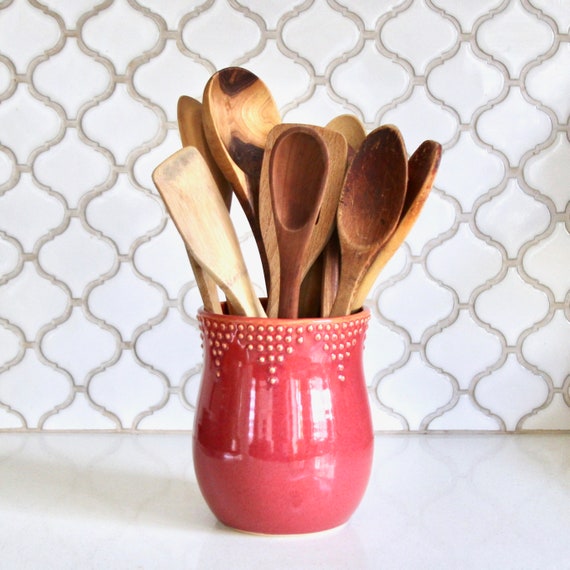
xmin=0 ymin=0 xmax=568 ymax=432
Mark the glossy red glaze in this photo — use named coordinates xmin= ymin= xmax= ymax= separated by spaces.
xmin=193 ymin=307 xmax=373 ymax=535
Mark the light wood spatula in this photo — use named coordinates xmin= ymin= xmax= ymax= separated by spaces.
xmin=152 ymin=146 xmax=266 ymax=318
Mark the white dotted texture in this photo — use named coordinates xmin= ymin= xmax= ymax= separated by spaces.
xmin=0 ymin=0 xmax=568 ymax=432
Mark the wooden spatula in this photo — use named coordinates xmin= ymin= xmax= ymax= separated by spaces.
xmin=152 ymin=146 xmax=266 ymax=318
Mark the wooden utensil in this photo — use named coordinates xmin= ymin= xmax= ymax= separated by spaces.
xmin=260 ymin=124 xmax=347 ymax=318
xmin=177 ymin=95 xmax=232 ymax=209
xmin=326 ymin=114 xmax=366 ymax=154
xmin=349 ymin=140 xmax=442 ymax=312
xmin=265 ymin=126 xmax=334 ymax=318
xmin=202 ymin=67 xmax=280 ymax=291
xmin=329 ymin=125 xmax=408 ymax=317
xmin=319 ymin=227 xmax=341 ymax=317
xmin=176 ymin=96 xmax=232 ymax=314
xmin=318 ymin=114 xmax=366 ymax=317
xmin=152 ymin=146 xmax=266 ymax=318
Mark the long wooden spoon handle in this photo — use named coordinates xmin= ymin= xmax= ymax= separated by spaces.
xmin=321 ymin=228 xmax=341 ymax=317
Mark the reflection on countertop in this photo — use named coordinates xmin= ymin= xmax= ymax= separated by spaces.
xmin=0 ymin=433 xmax=569 ymax=569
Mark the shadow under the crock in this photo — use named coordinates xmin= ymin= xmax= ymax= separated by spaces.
xmin=0 ymin=436 xmax=214 ymax=532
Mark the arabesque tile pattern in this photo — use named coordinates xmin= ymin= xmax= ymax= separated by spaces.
xmin=0 ymin=0 xmax=568 ymax=432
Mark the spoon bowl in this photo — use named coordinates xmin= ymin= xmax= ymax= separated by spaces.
xmin=177 ymin=95 xmax=232 ymax=208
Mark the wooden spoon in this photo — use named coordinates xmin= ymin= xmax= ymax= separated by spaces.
xmin=318 ymin=114 xmax=366 ymax=316
xmin=267 ymin=126 xmax=330 ymax=318
xmin=328 ymin=125 xmax=408 ymax=317
xmin=202 ymin=67 xmax=280 ymax=291
xmin=152 ymin=146 xmax=266 ymax=318
xmin=349 ymin=140 xmax=442 ymax=312
xmin=326 ymin=114 xmax=366 ymax=154
xmin=176 ymin=96 xmax=232 ymax=314
xmin=260 ymin=124 xmax=347 ymax=317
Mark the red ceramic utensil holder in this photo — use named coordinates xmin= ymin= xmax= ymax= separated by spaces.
xmin=193 ymin=306 xmax=373 ymax=535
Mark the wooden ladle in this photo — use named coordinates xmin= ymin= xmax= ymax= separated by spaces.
xmin=202 ymin=67 xmax=280 ymax=291
xmin=329 ymin=124 xmax=408 ymax=317
xmin=349 ymin=140 xmax=442 ymax=312
xmin=267 ymin=126 xmax=335 ymax=318
xmin=176 ymin=96 xmax=232 ymax=314
xmin=152 ymin=146 xmax=266 ymax=318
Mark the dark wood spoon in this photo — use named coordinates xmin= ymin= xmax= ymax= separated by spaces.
xmin=350 ymin=140 xmax=442 ymax=312
xmin=329 ymin=124 xmax=408 ymax=317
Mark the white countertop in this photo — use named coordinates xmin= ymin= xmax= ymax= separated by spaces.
xmin=1 ymin=433 xmax=568 ymax=569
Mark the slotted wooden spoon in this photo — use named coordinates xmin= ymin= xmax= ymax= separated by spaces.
xmin=152 ymin=146 xmax=266 ymax=318
xmin=329 ymin=124 xmax=408 ymax=317
xmin=349 ymin=140 xmax=442 ymax=312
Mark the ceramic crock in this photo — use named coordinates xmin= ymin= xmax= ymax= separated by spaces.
xmin=193 ymin=306 xmax=373 ymax=535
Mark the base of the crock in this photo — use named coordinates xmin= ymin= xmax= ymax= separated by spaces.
xmin=218 ymin=520 xmax=349 ymax=538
